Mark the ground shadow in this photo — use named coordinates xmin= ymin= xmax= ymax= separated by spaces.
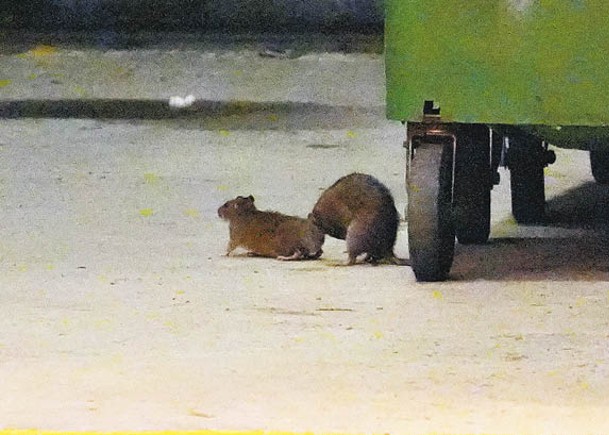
xmin=451 ymin=181 xmax=609 ymax=281
xmin=0 ymin=31 xmax=384 ymax=54
xmin=545 ymin=181 xmax=609 ymax=230
xmin=0 ymin=99 xmax=385 ymax=130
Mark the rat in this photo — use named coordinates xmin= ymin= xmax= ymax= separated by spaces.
xmin=310 ymin=173 xmax=408 ymax=265
xmin=218 ymin=195 xmax=324 ymax=260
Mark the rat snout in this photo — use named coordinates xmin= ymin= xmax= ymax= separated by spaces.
xmin=217 ymin=205 xmax=227 ymax=219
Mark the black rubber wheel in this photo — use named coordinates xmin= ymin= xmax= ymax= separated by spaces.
xmin=453 ymin=125 xmax=491 ymax=244
xmin=407 ymin=141 xmax=455 ymax=282
xmin=509 ymin=138 xmax=545 ymax=224
xmin=590 ymin=149 xmax=609 ymax=185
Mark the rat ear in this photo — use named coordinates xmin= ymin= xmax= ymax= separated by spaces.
xmin=247 ymin=195 xmax=255 ymax=202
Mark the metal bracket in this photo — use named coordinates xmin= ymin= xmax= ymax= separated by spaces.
xmin=423 ymin=100 xmax=441 ymax=117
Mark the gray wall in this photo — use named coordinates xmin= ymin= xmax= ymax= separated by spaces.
xmin=1 ymin=0 xmax=383 ymax=32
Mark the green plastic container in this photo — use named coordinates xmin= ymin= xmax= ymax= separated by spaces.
xmin=385 ymin=0 xmax=609 ymax=149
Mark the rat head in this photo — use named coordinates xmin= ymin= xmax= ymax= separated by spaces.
xmin=217 ymin=195 xmax=256 ymax=220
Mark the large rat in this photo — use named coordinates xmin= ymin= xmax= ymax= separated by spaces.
xmin=310 ymin=173 xmax=408 ymax=265
xmin=218 ymin=195 xmax=324 ymax=261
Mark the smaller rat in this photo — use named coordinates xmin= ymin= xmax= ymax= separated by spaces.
xmin=218 ymin=195 xmax=324 ymax=261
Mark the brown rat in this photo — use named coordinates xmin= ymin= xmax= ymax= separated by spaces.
xmin=218 ymin=195 xmax=324 ymax=260
xmin=310 ymin=173 xmax=408 ymax=265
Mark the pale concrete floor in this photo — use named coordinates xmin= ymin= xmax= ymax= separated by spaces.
xmin=1 ymin=39 xmax=609 ymax=433
xmin=1 ymin=116 xmax=609 ymax=433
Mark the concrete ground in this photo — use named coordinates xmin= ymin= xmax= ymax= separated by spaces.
xmin=2 ymin=35 xmax=609 ymax=433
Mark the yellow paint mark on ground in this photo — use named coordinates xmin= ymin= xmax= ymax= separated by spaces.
xmin=73 ymin=85 xmax=88 ymax=97
xmin=491 ymin=217 xmax=519 ymax=237
xmin=373 ymin=331 xmax=384 ymax=339
xmin=544 ymin=167 xmax=566 ymax=179
xmin=163 ymin=320 xmax=179 ymax=333
xmin=17 ymin=264 xmax=28 ymax=273
xmin=139 ymin=208 xmax=154 ymax=217
xmin=505 ymin=216 xmax=518 ymax=226
xmin=268 ymin=113 xmax=279 ymax=122
xmin=3 ymin=431 xmax=405 ymax=435
xmin=144 ymin=172 xmax=159 ymax=185
xmin=0 ymin=79 xmax=12 ymax=88
xmin=28 ymin=73 xmax=38 ymax=80
xmin=432 ymin=290 xmax=443 ymax=300
xmin=217 ymin=184 xmax=229 ymax=192
xmin=346 ymin=130 xmax=357 ymax=138
xmin=218 ymin=129 xmax=231 ymax=137
xmin=183 ymin=208 xmax=200 ymax=218
xmin=24 ymin=45 xmax=58 ymax=57
xmin=45 ymin=263 xmax=55 ymax=271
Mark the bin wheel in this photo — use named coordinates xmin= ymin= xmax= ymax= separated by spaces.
xmin=407 ymin=141 xmax=455 ymax=282
xmin=590 ymin=149 xmax=609 ymax=185
xmin=453 ymin=125 xmax=491 ymax=244
xmin=508 ymin=138 xmax=545 ymax=224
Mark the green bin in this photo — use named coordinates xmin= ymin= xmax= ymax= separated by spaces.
xmin=385 ymin=1 xmax=609 ymax=281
